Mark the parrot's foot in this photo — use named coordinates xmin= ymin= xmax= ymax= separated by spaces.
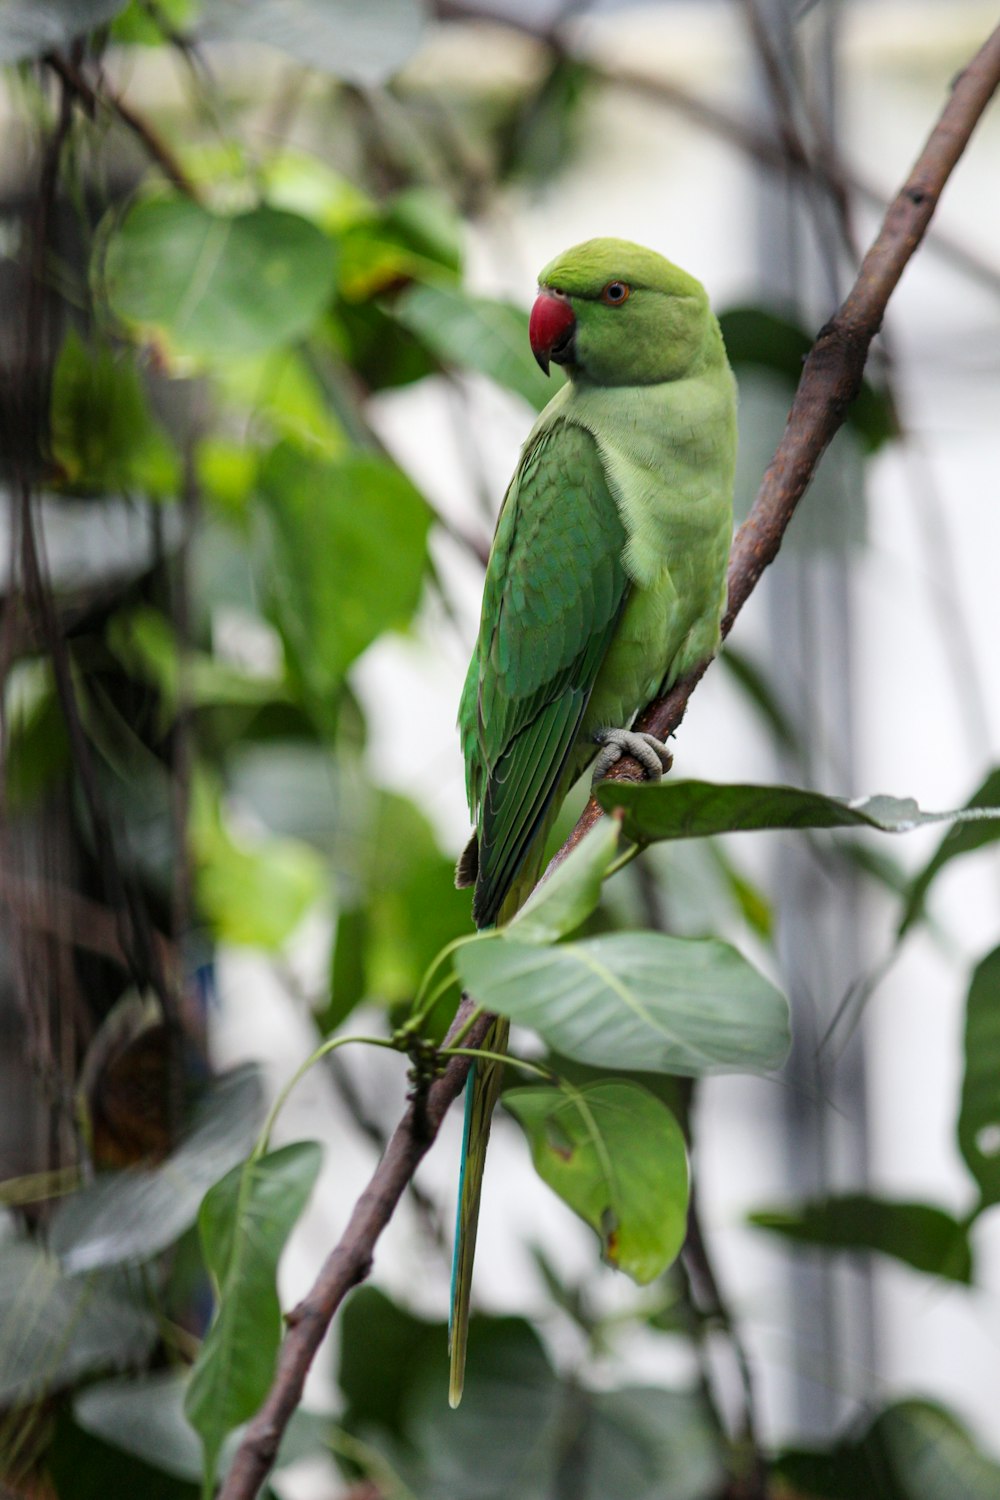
xmin=591 ymin=728 xmax=673 ymax=787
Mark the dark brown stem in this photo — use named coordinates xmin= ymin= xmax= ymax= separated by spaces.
xmin=45 ymin=51 xmax=200 ymax=200
xmin=220 ymin=24 xmax=1000 ymax=1496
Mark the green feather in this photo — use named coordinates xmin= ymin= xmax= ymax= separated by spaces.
xmin=451 ymin=237 xmax=737 ymax=1406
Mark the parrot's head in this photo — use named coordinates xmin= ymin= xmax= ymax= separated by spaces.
xmin=529 ymin=237 xmax=715 ymax=386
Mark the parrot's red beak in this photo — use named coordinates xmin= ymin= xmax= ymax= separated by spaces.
xmin=529 ymin=291 xmax=576 ymax=375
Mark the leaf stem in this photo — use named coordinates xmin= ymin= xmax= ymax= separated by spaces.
xmin=253 ymin=1034 xmax=397 ymax=1160
xmin=410 ymin=929 xmax=493 ymax=1024
xmin=439 ymin=1046 xmax=555 ymax=1083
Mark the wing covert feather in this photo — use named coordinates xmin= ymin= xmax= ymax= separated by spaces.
xmin=461 ymin=420 xmax=629 ymax=926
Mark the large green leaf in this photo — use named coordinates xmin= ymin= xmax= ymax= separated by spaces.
xmin=958 ymin=946 xmax=1000 ymax=1210
xmin=597 ymin=777 xmax=1000 ymax=848
xmin=455 ymin=931 xmax=789 ymax=1076
xmin=899 ymin=768 xmax=1000 ymax=935
xmin=394 ymin=282 xmax=564 ymax=410
xmin=198 ymin=0 xmax=427 ymax=85
xmin=104 ymin=199 xmax=336 ymax=360
xmin=48 ymin=1407 xmax=201 ymax=1500
xmin=0 ymin=1241 xmax=156 ymax=1404
xmin=777 ymin=1400 xmax=1000 ymax=1500
xmin=75 ymin=1372 xmax=209 ymax=1483
xmin=585 ymin=1386 xmax=725 ymax=1500
xmin=339 ymin=1287 xmax=442 ymax=1437
xmin=336 ymin=1289 xmax=724 ymax=1499
xmin=507 ymin=819 xmax=618 ymax=946
xmin=399 ymin=1317 xmax=564 ymax=1500
xmin=74 ymin=1371 xmax=327 ymax=1484
xmin=505 ymin=1082 xmax=688 ymax=1283
xmin=258 ymin=443 xmax=431 ymax=712
xmin=0 ymin=0 xmax=127 ymax=59
xmin=50 ymin=1067 xmax=264 ymax=1273
xmin=185 ymin=1141 xmax=323 ymax=1487
xmin=749 ymin=1195 xmax=973 ymax=1284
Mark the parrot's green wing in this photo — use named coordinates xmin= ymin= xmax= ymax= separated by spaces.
xmin=458 ymin=418 xmax=629 ymax=928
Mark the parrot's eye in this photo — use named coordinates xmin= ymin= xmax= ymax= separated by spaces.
xmin=601 ymin=281 xmax=630 ymax=305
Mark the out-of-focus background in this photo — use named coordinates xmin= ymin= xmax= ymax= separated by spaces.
xmin=2 ymin=2 xmax=999 ymax=1497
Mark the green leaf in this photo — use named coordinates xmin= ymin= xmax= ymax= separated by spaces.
xmin=777 ymin=1400 xmax=1000 ymax=1500
xmin=339 ymin=1286 xmax=441 ymax=1437
xmin=104 ymin=198 xmax=336 ymax=360
xmin=258 ymin=443 xmax=431 ymax=715
xmin=0 ymin=0 xmax=128 ymax=60
xmin=2 ymin=661 xmax=69 ymax=810
xmin=399 ymin=1317 xmax=563 ymax=1500
xmin=193 ymin=779 xmax=328 ymax=949
xmin=507 ymin=820 xmax=619 ymax=946
xmin=958 ymin=946 xmax=1000 ymax=1210
xmin=184 ymin=1141 xmax=323 ymax=1487
xmin=719 ymin=304 xmax=895 ymax=453
xmin=74 ymin=1371 xmax=327 ymax=1483
xmin=505 ymin=1082 xmax=688 ymax=1283
xmin=336 ymin=188 xmax=462 ymax=301
xmin=49 ymin=1407 xmax=201 ymax=1500
xmin=585 ymin=1386 xmax=726 ymax=1500
xmin=597 ymin=777 xmax=1000 ymax=848
xmin=353 ymin=791 xmax=471 ymax=1019
xmin=394 ymin=282 xmax=564 ymax=410
xmin=899 ymin=768 xmax=1000 ymax=935
xmin=51 ymin=331 xmax=180 ymax=497
xmin=455 ymin=931 xmax=789 ymax=1077
xmin=749 ymin=1195 xmax=973 ymax=1284
xmin=111 ymin=0 xmax=197 ymax=45
xmin=75 ymin=1372 xmax=209 ymax=1483
xmin=0 ymin=1241 xmax=156 ymax=1404
xmin=214 ymin=347 xmax=348 ymax=457
xmin=50 ymin=1067 xmax=264 ymax=1272
xmin=335 ymin=1289 xmax=725 ymax=1500
xmin=878 ymin=1400 xmax=1000 ymax=1499
xmin=197 ymin=0 xmax=427 ymax=85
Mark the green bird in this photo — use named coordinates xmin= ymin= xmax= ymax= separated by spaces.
xmin=450 ymin=237 xmax=737 ymax=1405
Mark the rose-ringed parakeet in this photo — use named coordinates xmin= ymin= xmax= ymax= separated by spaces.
xmin=450 ymin=238 xmax=737 ymax=1406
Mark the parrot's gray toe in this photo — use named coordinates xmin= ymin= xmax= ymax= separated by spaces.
xmin=591 ymin=728 xmax=673 ymax=786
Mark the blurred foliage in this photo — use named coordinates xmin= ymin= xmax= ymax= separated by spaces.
xmin=1 ymin=3 xmax=998 ymax=1498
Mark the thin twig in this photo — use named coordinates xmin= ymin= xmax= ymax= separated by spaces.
xmin=220 ymin=26 xmax=1000 ymax=1497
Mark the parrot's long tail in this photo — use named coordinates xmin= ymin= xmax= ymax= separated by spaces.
xmin=448 ymin=1012 xmax=510 ymax=1408
xmin=448 ymin=825 xmax=557 ymax=1408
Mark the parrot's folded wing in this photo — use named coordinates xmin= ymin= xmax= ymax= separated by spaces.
xmin=459 ymin=418 xmax=629 ymax=927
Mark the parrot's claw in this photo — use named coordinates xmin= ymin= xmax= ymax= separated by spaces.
xmin=591 ymin=728 xmax=673 ymax=786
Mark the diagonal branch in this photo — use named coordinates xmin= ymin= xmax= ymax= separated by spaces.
xmin=220 ymin=24 xmax=1000 ymax=1499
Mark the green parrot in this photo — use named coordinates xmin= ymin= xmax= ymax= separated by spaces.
xmin=449 ymin=237 xmax=737 ymax=1405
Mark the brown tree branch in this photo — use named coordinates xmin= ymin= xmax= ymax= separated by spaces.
xmin=220 ymin=25 xmax=1000 ymax=1498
